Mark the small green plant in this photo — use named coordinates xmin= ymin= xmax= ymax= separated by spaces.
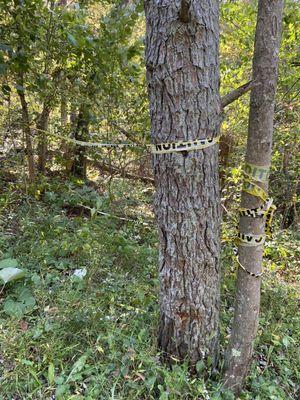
xmin=3 ymin=287 xmax=36 ymax=319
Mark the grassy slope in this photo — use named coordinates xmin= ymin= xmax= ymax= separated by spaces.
xmin=0 ymin=177 xmax=299 ymax=400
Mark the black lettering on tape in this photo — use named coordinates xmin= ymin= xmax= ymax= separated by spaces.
xmin=255 ymin=237 xmax=263 ymax=243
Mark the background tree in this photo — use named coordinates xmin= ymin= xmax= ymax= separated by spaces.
xmin=224 ymin=0 xmax=284 ymax=394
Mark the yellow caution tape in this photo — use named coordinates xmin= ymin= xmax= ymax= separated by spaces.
xmin=243 ymin=162 xmax=269 ymax=183
xmin=150 ymin=135 xmax=220 ymax=154
xmin=264 ymin=203 xmax=276 ymax=236
xmin=236 ymin=232 xmax=265 ymax=246
xmin=239 ymin=197 xmax=273 ymax=218
xmin=48 ymin=133 xmax=139 ymax=149
xmin=233 ymin=163 xmax=276 ymax=277
xmin=233 ymin=248 xmax=263 ymax=278
xmin=242 ymin=178 xmax=268 ymax=202
xmin=47 ymin=131 xmax=220 ymax=155
xmin=239 ymin=197 xmax=276 ymax=237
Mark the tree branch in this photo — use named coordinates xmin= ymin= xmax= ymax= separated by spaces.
xmin=88 ymin=158 xmax=154 ymax=185
xmin=179 ymin=0 xmax=190 ymax=23
xmin=221 ymin=80 xmax=258 ymax=109
xmin=110 ymin=122 xmax=143 ymax=145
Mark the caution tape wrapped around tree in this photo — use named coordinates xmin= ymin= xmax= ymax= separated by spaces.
xmin=234 ymin=162 xmax=276 ymax=278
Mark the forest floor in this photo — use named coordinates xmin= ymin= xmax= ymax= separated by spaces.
xmin=0 ymin=176 xmax=299 ymax=400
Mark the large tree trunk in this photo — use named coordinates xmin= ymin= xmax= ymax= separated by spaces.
xmin=145 ymin=0 xmax=221 ymax=367
xmin=223 ymin=0 xmax=284 ymax=394
xmin=17 ymin=76 xmax=35 ymax=183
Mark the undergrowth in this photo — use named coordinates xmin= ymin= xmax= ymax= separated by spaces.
xmin=0 ymin=177 xmax=299 ymax=399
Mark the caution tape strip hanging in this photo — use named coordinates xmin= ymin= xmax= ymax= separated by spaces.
xmin=47 ymin=132 xmax=220 ymax=155
xmin=233 ymin=248 xmax=263 ymax=278
xmin=242 ymin=179 xmax=269 ymax=202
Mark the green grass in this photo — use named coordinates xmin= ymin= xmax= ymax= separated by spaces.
xmin=0 ymin=177 xmax=299 ymax=399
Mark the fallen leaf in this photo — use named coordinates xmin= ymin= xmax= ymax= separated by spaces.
xmin=20 ymin=320 xmax=28 ymax=331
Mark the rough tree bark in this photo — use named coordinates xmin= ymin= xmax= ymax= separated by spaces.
xmin=145 ymin=0 xmax=221 ymax=366
xmin=223 ymin=0 xmax=284 ymax=394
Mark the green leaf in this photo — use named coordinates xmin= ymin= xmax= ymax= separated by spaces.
xmin=48 ymin=363 xmax=55 ymax=384
xmin=282 ymin=336 xmax=290 ymax=347
xmin=0 ymin=258 xmax=19 ymax=268
xmin=28 ymin=368 xmax=41 ymax=386
xmin=19 ymin=288 xmax=36 ymax=310
xmin=3 ymin=288 xmax=35 ymax=318
xmin=0 ymin=267 xmax=25 ymax=283
xmin=66 ymin=354 xmax=89 ymax=382
xmin=3 ymin=299 xmax=24 ymax=318
xmin=196 ymin=360 xmax=205 ymax=373
xmin=56 ymin=384 xmax=69 ymax=397
xmin=21 ymin=359 xmax=34 ymax=366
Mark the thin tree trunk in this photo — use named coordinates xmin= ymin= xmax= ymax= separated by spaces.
xmin=37 ymin=101 xmax=51 ymax=174
xmin=219 ymin=134 xmax=233 ymax=191
xmin=223 ymin=0 xmax=284 ymax=394
xmin=17 ymin=77 xmax=35 ymax=183
xmin=64 ymin=105 xmax=77 ymax=174
xmin=60 ymin=93 xmax=68 ymax=153
xmin=70 ymin=106 xmax=77 ymax=128
xmin=61 ymin=95 xmax=68 ymax=127
xmin=71 ymin=106 xmax=89 ymax=179
xmin=145 ymin=1 xmax=221 ymax=367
